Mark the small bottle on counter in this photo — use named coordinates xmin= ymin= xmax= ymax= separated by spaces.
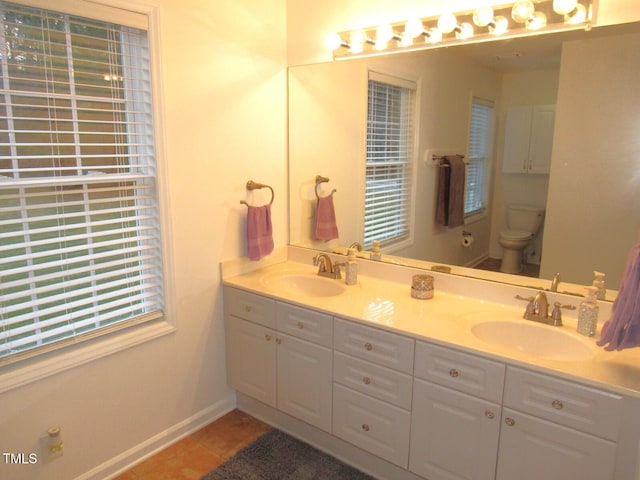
xmin=370 ymin=240 xmax=382 ymax=261
xmin=344 ymin=248 xmax=358 ymax=285
xmin=592 ymin=271 xmax=606 ymax=300
xmin=577 ymin=287 xmax=599 ymax=337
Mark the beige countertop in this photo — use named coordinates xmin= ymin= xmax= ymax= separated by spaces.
xmin=222 ymin=258 xmax=640 ymax=398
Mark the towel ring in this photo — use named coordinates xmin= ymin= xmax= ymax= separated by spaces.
xmin=315 ymin=175 xmax=336 ymax=200
xmin=240 ymin=180 xmax=274 ymax=206
xmin=432 ymin=154 xmax=467 ymax=167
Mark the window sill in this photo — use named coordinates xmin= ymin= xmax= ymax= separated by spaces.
xmin=0 ymin=320 xmax=175 ymax=394
xmin=464 ymin=211 xmax=488 ymax=225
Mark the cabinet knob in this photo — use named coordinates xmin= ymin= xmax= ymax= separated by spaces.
xmin=264 ymin=334 xmax=272 ymax=341
xmin=505 ymin=417 xmax=516 ymax=427
xmin=552 ymin=399 xmax=564 ymax=410
xmin=245 ymin=305 xmax=252 ymax=312
xmin=485 ymin=410 xmax=495 ymax=419
xmin=361 ymin=424 xmax=370 ymax=432
xmin=362 ymin=376 xmax=371 ymax=385
xmin=449 ymin=368 xmax=459 ymax=378
xmin=296 ymin=321 xmax=304 ymax=329
xmin=275 ymin=338 xmax=282 ymax=345
xmin=364 ymin=342 xmax=373 ymax=351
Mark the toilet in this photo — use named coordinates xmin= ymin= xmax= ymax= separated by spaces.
xmin=498 ymin=204 xmax=545 ymax=274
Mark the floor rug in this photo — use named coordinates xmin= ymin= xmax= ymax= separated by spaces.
xmin=201 ymin=429 xmax=376 ymax=480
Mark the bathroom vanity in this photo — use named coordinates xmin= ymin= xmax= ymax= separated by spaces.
xmin=222 ymin=248 xmax=640 ymax=480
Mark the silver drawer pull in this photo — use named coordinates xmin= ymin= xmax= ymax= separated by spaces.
xmin=505 ymin=417 xmax=516 ymax=427
xmin=265 ymin=334 xmax=272 ymax=341
xmin=296 ymin=321 xmax=304 ymax=329
xmin=449 ymin=368 xmax=459 ymax=378
xmin=485 ymin=410 xmax=495 ymax=419
xmin=362 ymin=376 xmax=371 ymax=385
xmin=364 ymin=342 xmax=373 ymax=351
xmin=245 ymin=305 xmax=253 ymax=312
xmin=552 ymin=399 xmax=564 ymax=410
xmin=362 ymin=424 xmax=370 ymax=432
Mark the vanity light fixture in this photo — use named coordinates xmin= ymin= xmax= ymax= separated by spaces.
xmin=326 ymin=0 xmax=595 ymax=59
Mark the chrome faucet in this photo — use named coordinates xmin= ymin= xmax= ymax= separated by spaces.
xmin=517 ymin=291 xmax=565 ymax=326
xmin=313 ymin=254 xmax=341 ymax=279
xmin=550 ymin=272 xmax=561 ymax=292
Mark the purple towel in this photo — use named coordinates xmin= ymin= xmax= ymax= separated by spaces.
xmin=597 ymin=240 xmax=640 ymax=350
xmin=435 ymin=155 xmax=466 ymax=228
xmin=246 ymin=205 xmax=274 ymax=261
xmin=315 ymin=194 xmax=339 ymax=241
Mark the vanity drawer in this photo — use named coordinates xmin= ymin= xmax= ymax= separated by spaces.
xmin=504 ymin=367 xmax=623 ymax=441
xmin=333 ymin=383 xmax=410 ymax=468
xmin=334 ymin=352 xmax=413 ymax=410
xmin=276 ymin=302 xmax=332 ymax=347
xmin=334 ymin=318 xmax=414 ymax=374
xmin=224 ymin=287 xmax=276 ymax=328
xmin=414 ymin=341 xmax=505 ymax=403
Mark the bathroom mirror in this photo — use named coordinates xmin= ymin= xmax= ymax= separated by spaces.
xmin=288 ymin=21 xmax=640 ymax=300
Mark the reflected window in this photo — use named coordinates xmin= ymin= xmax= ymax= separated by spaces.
xmin=364 ymin=73 xmax=416 ymax=248
xmin=465 ymin=98 xmax=494 ymax=218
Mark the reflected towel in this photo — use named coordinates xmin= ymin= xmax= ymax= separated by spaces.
xmin=597 ymin=240 xmax=640 ymax=350
xmin=435 ymin=155 xmax=466 ymax=228
xmin=246 ymin=205 xmax=274 ymax=261
xmin=315 ymin=194 xmax=339 ymax=241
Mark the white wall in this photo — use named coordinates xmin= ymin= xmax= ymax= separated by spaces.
xmin=0 ymin=1 xmax=287 ymax=479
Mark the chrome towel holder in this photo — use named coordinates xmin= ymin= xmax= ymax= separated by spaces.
xmin=240 ymin=180 xmax=274 ymax=206
xmin=315 ymin=175 xmax=337 ymax=199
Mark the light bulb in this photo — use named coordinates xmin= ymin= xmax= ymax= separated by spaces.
xmin=526 ymin=11 xmax=547 ymax=29
xmin=489 ymin=16 xmax=509 ymax=35
xmin=425 ymin=28 xmax=442 ymax=44
xmin=565 ymin=4 xmax=587 ymax=23
xmin=404 ymin=18 xmax=424 ymax=38
xmin=375 ymin=23 xmax=394 ymax=50
xmin=473 ymin=6 xmax=494 ymax=27
xmin=511 ymin=0 xmax=535 ymax=23
xmin=437 ymin=12 xmax=457 ymax=34
xmin=324 ymin=32 xmax=344 ymax=51
xmin=553 ymin=0 xmax=578 ymax=15
xmin=349 ymin=30 xmax=366 ymax=54
xmin=456 ymin=23 xmax=474 ymax=40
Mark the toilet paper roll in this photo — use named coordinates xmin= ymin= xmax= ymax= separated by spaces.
xmin=461 ymin=235 xmax=474 ymax=248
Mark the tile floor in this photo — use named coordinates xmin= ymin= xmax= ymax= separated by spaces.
xmin=114 ymin=409 xmax=271 ymax=480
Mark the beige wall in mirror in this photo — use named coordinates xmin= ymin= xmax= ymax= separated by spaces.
xmin=287 ymin=1 xmax=640 ymax=299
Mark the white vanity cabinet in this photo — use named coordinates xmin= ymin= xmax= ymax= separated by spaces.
xmin=409 ymin=341 xmax=505 ymax=480
xmin=224 ymin=287 xmax=333 ymax=432
xmin=503 ymin=104 xmax=556 ymax=174
xmin=496 ymin=367 xmax=621 ymax=480
xmin=332 ymin=318 xmax=414 ymax=468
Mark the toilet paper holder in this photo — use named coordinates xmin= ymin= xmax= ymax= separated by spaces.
xmin=461 ymin=231 xmax=474 ymax=248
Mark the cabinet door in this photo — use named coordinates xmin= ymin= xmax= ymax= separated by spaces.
xmin=528 ymin=104 xmax=555 ymax=174
xmin=277 ymin=333 xmax=333 ymax=432
xmin=503 ymin=106 xmax=532 ymax=173
xmin=409 ymin=379 xmax=501 ymax=480
xmin=225 ymin=317 xmax=276 ymax=407
xmin=497 ymin=408 xmax=617 ymax=480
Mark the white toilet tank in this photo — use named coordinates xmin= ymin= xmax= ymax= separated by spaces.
xmin=507 ymin=204 xmax=545 ymax=234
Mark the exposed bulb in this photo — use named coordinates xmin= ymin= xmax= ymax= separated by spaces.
xmin=324 ymin=32 xmax=344 ymax=51
xmin=349 ymin=30 xmax=366 ymax=54
xmin=425 ymin=28 xmax=443 ymax=44
xmin=526 ymin=11 xmax=547 ymax=29
xmin=565 ymin=3 xmax=587 ymax=23
xmin=375 ymin=23 xmax=395 ymax=50
xmin=511 ymin=0 xmax=535 ymax=23
xmin=553 ymin=0 xmax=578 ymax=15
xmin=404 ymin=18 xmax=424 ymax=38
xmin=437 ymin=12 xmax=457 ymax=34
xmin=489 ymin=16 xmax=509 ymax=35
xmin=473 ymin=6 xmax=494 ymax=27
xmin=456 ymin=22 xmax=474 ymax=40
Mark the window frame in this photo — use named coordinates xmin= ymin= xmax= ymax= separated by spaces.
xmin=363 ymin=71 xmax=418 ymax=252
xmin=0 ymin=0 xmax=174 ymax=394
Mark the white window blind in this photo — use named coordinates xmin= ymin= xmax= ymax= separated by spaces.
xmin=364 ymin=74 xmax=416 ymax=248
xmin=465 ymin=98 xmax=494 ymax=217
xmin=0 ymin=1 xmax=164 ymax=364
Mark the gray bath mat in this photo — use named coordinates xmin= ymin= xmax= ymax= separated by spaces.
xmin=201 ymin=428 xmax=376 ymax=479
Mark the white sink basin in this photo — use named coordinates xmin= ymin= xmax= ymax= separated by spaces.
xmin=260 ymin=271 xmax=346 ymax=298
xmin=471 ymin=320 xmax=595 ymax=361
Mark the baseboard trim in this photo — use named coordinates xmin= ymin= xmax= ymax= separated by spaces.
xmin=77 ymin=393 xmax=236 ymax=480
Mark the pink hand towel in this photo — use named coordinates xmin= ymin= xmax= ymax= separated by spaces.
xmin=246 ymin=205 xmax=274 ymax=261
xmin=315 ymin=194 xmax=339 ymax=241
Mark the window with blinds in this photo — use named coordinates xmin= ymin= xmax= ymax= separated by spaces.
xmin=0 ymin=2 xmax=164 ymax=364
xmin=364 ymin=74 xmax=416 ymax=248
xmin=465 ymin=98 xmax=494 ymax=217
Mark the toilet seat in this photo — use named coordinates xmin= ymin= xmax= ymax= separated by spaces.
xmin=500 ymin=229 xmax=532 ymax=240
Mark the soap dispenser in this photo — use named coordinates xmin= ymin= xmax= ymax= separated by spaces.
xmin=370 ymin=240 xmax=381 ymax=261
xmin=592 ymin=271 xmax=606 ymax=300
xmin=344 ymin=248 xmax=358 ymax=285
xmin=577 ymin=287 xmax=599 ymax=337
